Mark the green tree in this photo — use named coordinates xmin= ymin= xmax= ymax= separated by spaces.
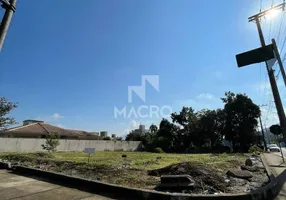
xmin=140 ymin=125 xmax=158 ymax=152
xmin=124 ymin=92 xmax=261 ymax=153
xmin=154 ymin=119 xmax=177 ymax=152
xmin=171 ymin=107 xmax=198 ymax=151
xmin=196 ymin=109 xmax=224 ymax=149
xmin=149 ymin=124 xmax=158 ymax=133
xmin=0 ymin=97 xmax=17 ymax=131
xmin=221 ymin=91 xmax=260 ymax=152
xmin=125 ymin=130 xmax=144 ymax=141
xmin=41 ymin=133 xmax=60 ymax=152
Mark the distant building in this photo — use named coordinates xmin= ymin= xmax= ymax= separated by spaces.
xmin=132 ymin=124 xmax=147 ymax=134
xmin=100 ymin=131 xmax=108 ymax=137
xmin=23 ymin=120 xmax=44 ymax=126
xmin=89 ymin=132 xmax=99 ymax=136
xmin=111 ymin=134 xmax=116 ymax=138
xmin=139 ymin=125 xmax=145 ymax=133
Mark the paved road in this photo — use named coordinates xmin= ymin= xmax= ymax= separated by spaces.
xmin=0 ymin=170 xmax=113 ymax=200
xmin=274 ymin=147 xmax=286 ymax=161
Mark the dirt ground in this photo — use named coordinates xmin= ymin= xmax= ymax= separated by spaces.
xmin=226 ymin=156 xmax=269 ymax=193
xmin=148 ymin=162 xmax=227 ymax=193
xmin=0 ymin=152 xmax=269 ymax=194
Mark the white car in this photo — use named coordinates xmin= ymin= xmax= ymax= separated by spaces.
xmin=267 ymin=144 xmax=278 ymax=148
xmin=267 ymin=144 xmax=281 ymax=152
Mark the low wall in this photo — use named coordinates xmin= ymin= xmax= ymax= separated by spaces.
xmin=0 ymin=138 xmax=141 ymax=152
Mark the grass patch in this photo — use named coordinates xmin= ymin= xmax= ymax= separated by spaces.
xmin=51 ymin=151 xmax=247 ymax=171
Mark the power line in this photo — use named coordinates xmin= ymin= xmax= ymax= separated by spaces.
xmin=276 ymin=12 xmax=285 ymax=45
xmin=280 ymin=30 xmax=286 ymax=54
xmin=268 ymin=18 xmax=273 ymax=43
xmin=264 ymin=99 xmax=275 ymax=126
xmin=277 ymin=68 xmax=281 ymax=78
xmin=283 ymin=53 xmax=286 ymax=61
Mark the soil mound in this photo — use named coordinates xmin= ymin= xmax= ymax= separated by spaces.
xmin=148 ymin=162 xmax=227 ymax=193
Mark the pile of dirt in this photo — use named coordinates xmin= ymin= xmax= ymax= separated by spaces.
xmin=148 ymin=162 xmax=227 ymax=193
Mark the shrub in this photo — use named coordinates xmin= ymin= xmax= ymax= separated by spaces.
xmin=248 ymin=145 xmax=263 ymax=153
xmin=41 ymin=133 xmax=60 ymax=152
xmin=154 ymin=147 xmax=164 ymax=153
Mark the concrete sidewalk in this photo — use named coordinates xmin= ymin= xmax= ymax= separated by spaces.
xmin=0 ymin=170 xmax=114 ymax=200
xmin=262 ymin=153 xmax=286 ymax=200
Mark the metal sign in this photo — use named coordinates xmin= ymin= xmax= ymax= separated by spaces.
xmin=236 ymin=44 xmax=275 ymax=68
xmin=84 ymin=148 xmax=96 ymax=154
xmin=270 ymin=125 xmax=282 ymax=135
xmin=83 ymin=148 xmax=96 ymax=163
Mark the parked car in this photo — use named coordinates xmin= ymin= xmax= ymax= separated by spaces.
xmin=267 ymin=144 xmax=281 ymax=152
xmin=267 ymin=144 xmax=278 ymax=148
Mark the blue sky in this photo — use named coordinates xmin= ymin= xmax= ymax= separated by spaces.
xmin=1 ymin=0 xmax=286 ymax=136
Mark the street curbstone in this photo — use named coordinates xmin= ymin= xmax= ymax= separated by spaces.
xmin=0 ymin=161 xmax=11 ymax=169
xmin=260 ymin=154 xmax=276 ymax=181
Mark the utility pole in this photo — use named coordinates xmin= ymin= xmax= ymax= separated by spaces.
xmin=272 ymin=38 xmax=286 ymax=88
xmin=259 ymin=116 xmax=267 ymax=150
xmin=0 ymin=0 xmax=16 ymax=51
xmin=248 ymin=2 xmax=286 ymax=146
xmin=258 ymin=104 xmax=267 ymax=150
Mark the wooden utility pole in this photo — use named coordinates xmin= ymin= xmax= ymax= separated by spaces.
xmin=259 ymin=116 xmax=267 ymax=150
xmin=248 ymin=2 xmax=286 ymax=146
xmin=0 ymin=0 xmax=16 ymax=51
xmin=258 ymin=104 xmax=268 ymax=150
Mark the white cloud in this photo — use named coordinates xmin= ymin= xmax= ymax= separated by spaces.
xmin=121 ymin=120 xmax=139 ymax=135
xmin=56 ymin=124 xmax=65 ymax=128
xmin=35 ymin=113 xmax=65 ymax=126
xmin=196 ymin=93 xmax=215 ymax=100
xmin=174 ymin=93 xmax=222 ymax=112
xmin=51 ymin=113 xmax=64 ymax=120
xmin=131 ymin=120 xmax=139 ymax=129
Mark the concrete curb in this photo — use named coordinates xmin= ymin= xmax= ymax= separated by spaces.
xmin=0 ymin=161 xmax=11 ymax=169
xmin=260 ymin=154 xmax=276 ymax=181
xmin=0 ymin=162 xmax=278 ymax=200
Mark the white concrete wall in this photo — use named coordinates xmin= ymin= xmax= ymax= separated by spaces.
xmin=0 ymin=138 xmax=141 ymax=152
